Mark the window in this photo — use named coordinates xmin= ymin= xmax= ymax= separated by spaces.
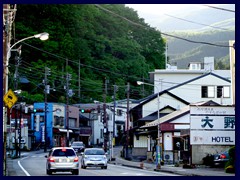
xmin=217 ymin=86 xmax=230 ymax=98
xmin=39 ymin=116 xmax=44 ymax=123
xmin=54 ymin=116 xmax=64 ymax=126
xmin=117 ymin=109 xmax=122 ymax=116
xmin=100 ymin=129 xmax=103 ymax=138
xmin=201 ymin=86 xmax=214 ymax=98
xmin=69 ymin=118 xmax=76 ymax=128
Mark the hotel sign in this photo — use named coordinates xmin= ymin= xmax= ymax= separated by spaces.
xmin=190 ymin=106 xmax=235 ymax=145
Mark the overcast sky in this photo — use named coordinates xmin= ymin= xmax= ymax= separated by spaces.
xmin=125 ymin=4 xmax=235 ymax=31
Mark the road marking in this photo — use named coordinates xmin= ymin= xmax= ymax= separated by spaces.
xmin=18 ymin=157 xmax=31 ymax=176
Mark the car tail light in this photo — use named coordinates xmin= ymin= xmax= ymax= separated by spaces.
xmin=74 ymin=157 xmax=79 ymax=162
xmin=49 ymin=157 xmax=55 ymax=162
xmin=220 ymin=154 xmax=227 ymax=159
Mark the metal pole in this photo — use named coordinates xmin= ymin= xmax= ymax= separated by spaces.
xmin=66 ymin=59 xmax=70 ymax=147
xmin=44 ymin=67 xmax=48 ymax=152
xmin=19 ymin=105 xmax=22 ymax=158
xmin=112 ymin=85 xmax=117 ymax=159
xmin=137 ymin=81 xmax=161 ymax=169
xmin=125 ymin=83 xmax=130 ymax=159
xmin=14 ymin=105 xmax=18 ymax=157
xmin=156 ymin=89 xmax=161 ymax=169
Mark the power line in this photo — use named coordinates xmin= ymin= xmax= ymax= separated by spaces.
xmin=95 ymin=4 xmax=234 ymax=48
xmin=164 ymin=13 xmax=230 ymax=31
xmin=203 ymin=5 xmax=235 ymax=13
xmin=20 ymin=41 xmax=152 ymax=82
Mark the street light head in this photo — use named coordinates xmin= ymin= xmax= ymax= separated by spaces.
xmin=34 ymin=32 xmax=49 ymax=41
xmin=14 ymin=89 xmax=22 ymax=94
xmin=137 ymin=81 xmax=144 ymax=85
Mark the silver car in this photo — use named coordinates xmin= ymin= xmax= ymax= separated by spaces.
xmin=45 ymin=147 xmax=79 ymax=175
xmin=81 ymin=148 xmax=108 ymax=169
xmin=70 ymin=141 xmax=85 ymax=153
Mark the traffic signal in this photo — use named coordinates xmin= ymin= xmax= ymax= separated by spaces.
xmin=80 ymin=109 xmax=91 ymax=113
xmin=34 ymin=108 xmax=44 ymax=113
xmin=101 ymin=112 xmax=105 ymax=122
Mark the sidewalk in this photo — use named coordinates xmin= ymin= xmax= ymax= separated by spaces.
xmin=109 ymin=154 xmax=235 ymax=176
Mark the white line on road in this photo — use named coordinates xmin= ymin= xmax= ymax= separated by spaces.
xmin=18 ymin=157 xmax=31 ymax=176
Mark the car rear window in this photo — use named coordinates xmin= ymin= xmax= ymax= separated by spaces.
xmin=52 ymin=149 xmax=76 ymax=156
xmin=85 ymin=149 xmax=105 ymax=155
xmin=72 ymin=142 xmax=83 ymax=146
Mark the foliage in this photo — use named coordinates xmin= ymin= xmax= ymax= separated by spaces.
xmin=167 ymin=30 xmax=235 ymax=69
xmin=225 ymin=146 xmax=235 ymax=173
xmin=9 ymin=4 xmax=166 ymax=104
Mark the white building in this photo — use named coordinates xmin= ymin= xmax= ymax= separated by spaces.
xmin=130 ymin=72 xmax=232 ymax=161
xmin=150 ymin=57 xmax=231 ymax=92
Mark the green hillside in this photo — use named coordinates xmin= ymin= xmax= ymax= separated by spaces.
xmin=166 ymin=30 xmax=235 ymax=69
xmin=9 ymin=4 xmax=166 ymax=104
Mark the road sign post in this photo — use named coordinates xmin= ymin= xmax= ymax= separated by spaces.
xmin=3 ymin=89 xmax=18 ymax=109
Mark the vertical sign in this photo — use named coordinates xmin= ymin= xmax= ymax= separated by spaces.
xmin=229 ymin=40 xmax=235 ymax=105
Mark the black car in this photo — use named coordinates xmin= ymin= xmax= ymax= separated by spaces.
xmin=71 ymin=141 xmax=85 ymax=153
xmin=213 ymin=150 xmax=230 ymax=167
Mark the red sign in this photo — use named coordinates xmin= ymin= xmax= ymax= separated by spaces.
xmin=160 ymin=123 xmax=174 ymax=131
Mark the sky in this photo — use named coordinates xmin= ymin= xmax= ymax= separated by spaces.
xmin=125 ymin=4 xmax=212 ymax=30
xmin=125 ymin=4 xmax=235 ymax=31
xmin=126 ymin=4 xmax=205 ymax=15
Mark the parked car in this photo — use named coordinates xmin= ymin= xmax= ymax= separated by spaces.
xmin=213 ymin=150 xmax=230 ymax=167
xmin=45 ymin=147 xmax=79 ymax=175
xmin=80 ymin=148 xmax=108 ymax=169
xmin=71 ymin=141 xmax=85 ymax=153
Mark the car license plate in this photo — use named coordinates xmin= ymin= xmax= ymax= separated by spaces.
xmin=59 ymin=159 xmax=67 ymax=162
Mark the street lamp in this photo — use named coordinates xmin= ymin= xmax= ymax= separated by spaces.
xmin=5 ymin=32 xmax=49 ymax=94
xmin=137 ymin=81 xmax=161 ymax=169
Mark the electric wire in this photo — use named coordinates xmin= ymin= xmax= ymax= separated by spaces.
xmin=95 ymin=4 xmax=234 ymax=48
xmin=203 ymin=4 xmax=235 ymax=13
xmin=164 ymin=13 xmax=231 ymax=31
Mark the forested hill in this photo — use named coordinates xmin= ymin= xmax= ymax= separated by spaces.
xmin=166 ymin=30 xmax=235 ymax=69
xmin=12 ymin=4 xmax=166 ymax=104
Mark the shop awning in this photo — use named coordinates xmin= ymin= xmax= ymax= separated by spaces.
xmin=59 ymin=129 xmax=73 ymax=133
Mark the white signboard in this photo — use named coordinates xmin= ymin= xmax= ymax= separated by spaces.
xmin=190 ymin=116 xmax=235 ymax=130
xmin=190 ymin=106 xmax=235 ymax=145
xmin=190 ymin=130 xmax=235 ymax=145
xmin=190 ymin=106 xmax=235 ymax=115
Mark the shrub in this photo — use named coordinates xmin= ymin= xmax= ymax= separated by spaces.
xmin=225 ymin=146 xmax=235 ymax=173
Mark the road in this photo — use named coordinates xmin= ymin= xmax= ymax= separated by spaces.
xmin=12 ymin=151 xmax=180 ymax=176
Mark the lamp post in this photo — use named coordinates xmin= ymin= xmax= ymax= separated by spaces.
xmin=5 ymin=32 xmax=49 ymax=93
xmin=137 ymin=81 xmax=161 ymax=169
xmin=3 ymin=32 xmax=49 ymax=171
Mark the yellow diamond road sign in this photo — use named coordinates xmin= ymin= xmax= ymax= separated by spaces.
xmin=3 ymin=89 xmax=18 ymax=109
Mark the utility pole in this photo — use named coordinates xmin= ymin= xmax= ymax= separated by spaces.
xmin=66 ymin=72 xmax=71 ymax=147
xmin=78 ymin=59 xmax=81 ymax=100
xmin=103 ymin=78 xmax=108 ymax=152
xmin=14 ymin=105 xmax=18 ymax=157
xmin=44 ymin=67 xmax=50 ymax=152
xmin=65 ymin=58 xmax=73 ymax=147
xmin=113 ymin=85 xmax=117 ymax=142
xmin=18 ymin=104 xmax=22 ymax=157
xmin=125 ymin=82 xmax=130 ymax=159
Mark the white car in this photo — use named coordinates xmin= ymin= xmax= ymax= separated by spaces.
xmin=81 ymin=148 xmax=108 ymax=169
xmin=45 ymin=147 xmax=79 ymax=175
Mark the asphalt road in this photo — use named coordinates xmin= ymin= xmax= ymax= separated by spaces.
xmin=7 ymin=150 xmax=179 ymax=176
